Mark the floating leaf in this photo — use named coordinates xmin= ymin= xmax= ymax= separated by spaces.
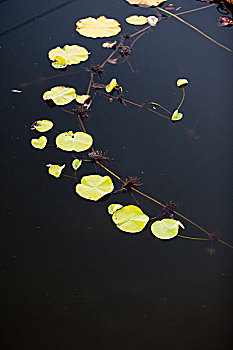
xmin=51 ymin=56 xmax=67 ymax=69
xmin=72 ymin=159 xmax=82 ymax=170
xmin=76 ymin=175 xmax=114 ymax=201
xmin=56 ymin=131 xmax=93 ymax=152
xmin=105 ymin=78 xmax=118 ymax=93
xmin=112 ymin=205 xmax=149 ymax=233
xmin=48 ymin=45 xmax=90 ymax=67
xmin=147 ymin=16 xmax=159 ymax=26
xmin=31 ymin=120 xmax=53 ymax=132
xmin=177 ymin=78 xmax=189 ymax=87
xmin=171 ymin=110 xmax=183 ymax=121
xmin=125 ymin=0 xmax=166 ymax=7
xmin=48 ymin=164 xmax=65 ymax=178
xmin=76 ymin=16 xmax=121 ymax=38
xmin=126 ymin=15 xmax=148 ymax=25
xmin=108 ymin=203 xmax=123 ymax=214
xmin=31 ymin=136 xmax=47 ymax=149
xmin=102 ymin=41 xmax=117 ymax=49
xmin=151 ymin=219 xmax=185 ymax=240
xmin=43 ymin=86 xmax=76 ymax=105
xmin=75 ymin=94 xmax=90 ymax=104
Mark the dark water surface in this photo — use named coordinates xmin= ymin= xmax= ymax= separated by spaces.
xmin=1 ymin=0 xmax=233 ymax=349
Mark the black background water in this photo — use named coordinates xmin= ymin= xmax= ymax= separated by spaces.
xmin=0 ymin=0 xmax=232 ymax=349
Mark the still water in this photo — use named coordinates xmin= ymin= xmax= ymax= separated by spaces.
xmin=0 ymin=0 xmax=232 ymax=349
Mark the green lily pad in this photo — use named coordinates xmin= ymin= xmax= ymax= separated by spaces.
xmin=171 ymin=109 xmax=183 ymax=121
xmin=72 ymin=159 xmax=82 ymax=170
xmin=177 ymin=78 xmax=188 ymax=87
xmin=151 ymin=219 xmax=185 ymax=240
xmin=56 ymin=131 xmax=93 ymax=152
xmin=31 ymin=136 xmax=47 ymax=149
xmin=112 ymin=205 xmax=149 ymax=233
xmin=76 ymin=175 xmax=114 ymax=201
xmin=43 ymin=86 xmax=76 ymax=105
xmin=48 ymin=164 xmax=65 ymax=178
xmin=32 ymin=120 xmax=53 ymax=132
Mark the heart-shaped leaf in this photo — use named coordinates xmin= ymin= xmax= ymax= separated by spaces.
xmin=31 ymin=136 xmax=47 ymax=149
xmin=171 ymin=109 xmax=183 ymax=121
xmin=48 ymin=164 xmax=66 ymax=178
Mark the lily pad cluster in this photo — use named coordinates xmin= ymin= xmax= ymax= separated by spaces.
xmin=29 ymin=8 xmax=196 ymax=245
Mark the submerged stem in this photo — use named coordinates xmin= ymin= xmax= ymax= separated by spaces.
xmin=157 ymin=7 xmax=232 ymax=53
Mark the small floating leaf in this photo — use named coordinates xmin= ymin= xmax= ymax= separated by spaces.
xmin=105 ymin=78 xmax=118 ymax=93
xmin=112 ymin=205 xmax=149 ymax=233
xmin=171 ymin=109 xmax=183 ymax=121
xmin=56 ymin=131 xmax=93 ymax=152
xmin=76 ymin=175 xmax=114 ymax=201
xmin=75 ymin=94 xmax=90 ymax=104
xmin=126 ymin=15 xmax=148 ymax=25
xmin=147 ymin=16 xmax=159 ymax=26
xmin=108 ymin=203 xmax=123 ymax=214
xmin=48 ymin=45 xmax=90 ymax=67
xmin=72 ymin=159 xmax=82 ymax=170
xmin=151 ymin=219 xmax=185 ymax=240
xmin=177 ymin=78 xmax=189 ymax=87
xmin=31 ymin=136 xmax=47 ymax=149
xmin=76 ymin=16 xmax=121 ymax=38
xmin=125 ymin=0 xmax=166 ymax=7
xmin=43 ymin=86 xmax=76 ymax=105
xmin=31 ymin=120 xmax=53 ymax=132
xmin=48 ymin=164 xmax=65 ymax=178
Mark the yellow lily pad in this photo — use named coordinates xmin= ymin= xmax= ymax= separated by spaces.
xmin=112 ymin=205 xmax=149 ymax=233
xmin=48 ymin=164 xmax=65 ymax=178
xmin=151 ymin=219 xmax=185 ymax=240
xmin=43 ymin=86 xmax=76 ymax=105
xmin=72 ymin=159 xmax=82 ymax=170
xmin=76 ymin=16 xmax=121 ymax=38
xmin=31 ymin=120 xmax=53 ymax=132
xmin=56 ymin=131 xmax=93 ymax=152
xmin=171 ymin=110 xmax=183 ymax=121
xmin=75 ymin=94 xmax=90 ymax=104
xmin=48 ymin=45 xmax=90 ymax=67
xmin=177 ymin=78 xmax=189 ymax=87
xmin=31 ymin=136 xmax=47 ymax=149
xmin=125 ymin=0 xmax=166 ymax=6
xmin=76 ymin=175 xmax=114 ymax=201
xmin=126 ymin=15 xmax=148 ymax=25
xmin=105 ymin=78 xmax=118 ymax=93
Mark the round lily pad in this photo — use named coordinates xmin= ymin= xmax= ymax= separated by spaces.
xmin=151 ymin=219 xmax=185 ymax=240
xmin=76 ymin=175 xmax=114 ymax=201
xmin=112 ymin=205 xmax=149 ymax=233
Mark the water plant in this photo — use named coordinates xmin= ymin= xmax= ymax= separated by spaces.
xmin=29 ymin=1 xmax=233 ymax=250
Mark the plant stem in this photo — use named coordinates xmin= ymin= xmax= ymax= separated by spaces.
xmin=157 ymin=7 xmax=232 ymax=53
xmin=177 ymin=87 xmax=185 ymax=111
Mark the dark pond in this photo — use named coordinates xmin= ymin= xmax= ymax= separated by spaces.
xmin=0 ymin=0 xmax=232 ymax=349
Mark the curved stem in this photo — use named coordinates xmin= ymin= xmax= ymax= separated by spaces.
xmin=157 ymin=7 xmax=232 ymax=53
xmin=177 ymin=87 xmax=185 ymax=111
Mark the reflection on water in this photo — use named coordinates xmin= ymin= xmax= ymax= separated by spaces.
xmin=0 ymin=0 xmax=232 ymax=349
